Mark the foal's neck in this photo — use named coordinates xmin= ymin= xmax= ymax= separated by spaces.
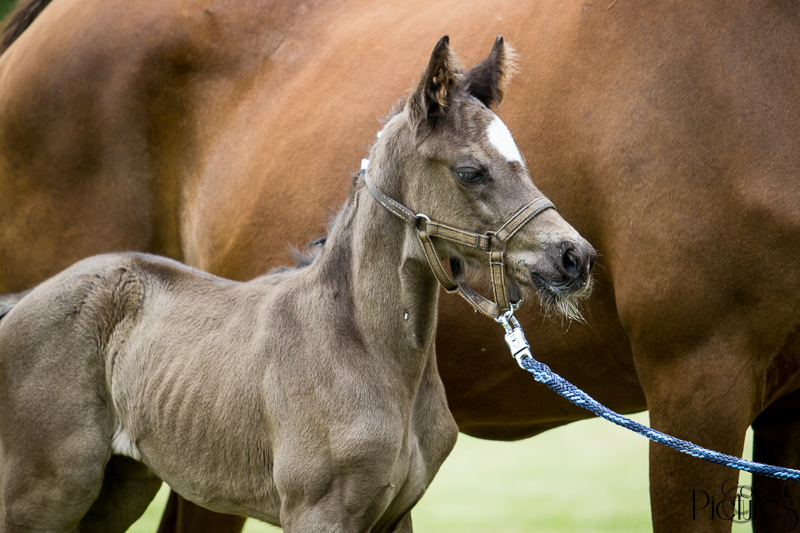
xmin=313 ymin=174 xmax=441 ymax=369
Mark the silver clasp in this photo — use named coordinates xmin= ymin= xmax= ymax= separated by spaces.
xmin=494 ymin=308 xmax=532 ymax=367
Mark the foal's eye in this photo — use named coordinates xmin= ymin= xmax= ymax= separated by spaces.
xmin=455 ymin=167 xmax=485 ymax=183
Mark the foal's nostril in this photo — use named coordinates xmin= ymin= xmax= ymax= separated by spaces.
xmin=562 ymin=247 xmax=581 ymax=277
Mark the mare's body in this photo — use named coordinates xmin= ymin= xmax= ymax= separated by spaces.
xmin=1 ymin=1 xmax=799 ymax=531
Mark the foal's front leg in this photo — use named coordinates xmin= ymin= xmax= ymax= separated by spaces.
xmin=279 ymin=486 xmax=399 ymax=533
xmin=389 ymin=513 xmax=413 ymax=532
xmin=280 ymin=508 xmax=413 ymax=533
xmin=277 ymin=457 xmax=407 ymax=533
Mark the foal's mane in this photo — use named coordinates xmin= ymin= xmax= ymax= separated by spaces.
xmin=0 ymin=0 xmax=52 ymax=54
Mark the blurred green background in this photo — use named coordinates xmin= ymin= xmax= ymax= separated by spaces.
xmin=0 ymin=2 xmax=757 ymax=531
xmin=1 ymin=0 xmax=14 ymax=20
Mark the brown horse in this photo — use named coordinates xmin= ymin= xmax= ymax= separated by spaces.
xmin=1 ymin=0 xmax=799 ymax=531
xmin=0 ymin=37 xmax=594 ymax=532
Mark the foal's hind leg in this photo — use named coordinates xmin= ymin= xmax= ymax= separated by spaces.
xmin=77 ymin=455 xmax=163 ymax=533
xmin=0 ymin=321 xmax=115 ymax=530
xmin=0 ymin=433 xmax=109 ymax=533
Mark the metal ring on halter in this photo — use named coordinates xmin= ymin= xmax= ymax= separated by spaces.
xmin=494 ymin=308 xmax=514 ymax=331
xmin=414 ymin=213 xmax=432 ymax=231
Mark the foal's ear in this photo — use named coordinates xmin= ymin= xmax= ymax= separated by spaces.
xmin=463 ymin=36 xmax=516 ymax=109
xmin=408 ymin=36 xmax=461 ymax=124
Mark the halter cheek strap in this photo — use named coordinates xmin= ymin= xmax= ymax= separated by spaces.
xmin=362 ymin=165 xmax=555 ymax=319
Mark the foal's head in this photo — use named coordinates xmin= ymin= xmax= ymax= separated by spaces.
xmin=367 ymin=36 xmax=595 ymax=318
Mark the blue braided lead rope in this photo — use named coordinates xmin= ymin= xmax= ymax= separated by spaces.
xmin=517 ymin=355 xmax=800 ymax=481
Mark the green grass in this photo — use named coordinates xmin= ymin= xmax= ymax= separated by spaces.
xmin=0 ymin=0 xmax=16 ymax=20
xmin=126 ymin=413 xmax=757 ymax=532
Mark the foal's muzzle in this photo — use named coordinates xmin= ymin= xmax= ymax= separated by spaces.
xmin=528 ymin=238 xmax=596 ymax=305
xmin=552 ymin=240 xmax=595 ymax=288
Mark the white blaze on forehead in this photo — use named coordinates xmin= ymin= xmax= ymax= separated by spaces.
xmin=487 ymin=115 xmax=524 ymax=163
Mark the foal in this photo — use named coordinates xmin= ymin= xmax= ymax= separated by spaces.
xmin=0 ymin=37 xmax=593 ymax=532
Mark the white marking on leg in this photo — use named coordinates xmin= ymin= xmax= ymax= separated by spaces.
xmin=487 ymin=115 xmax=523 ymax=163
xmin=111 ymin=423 xmax=142 ymax=461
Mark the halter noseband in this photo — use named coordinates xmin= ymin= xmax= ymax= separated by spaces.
xmin=361 ymin=159 xmax=555 ymax=319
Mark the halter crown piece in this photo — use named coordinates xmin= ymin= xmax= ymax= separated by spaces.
xmin=360 ymin=158 xmax=555 ymax=320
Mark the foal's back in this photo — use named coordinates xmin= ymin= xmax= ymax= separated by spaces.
xmin=0 ymin=253 xmax=319 ymax=523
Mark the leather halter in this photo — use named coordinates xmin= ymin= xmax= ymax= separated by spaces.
xmin=361 ymin=163 xmax=555 ymax=318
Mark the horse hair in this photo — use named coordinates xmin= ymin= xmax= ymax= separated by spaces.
xmin=0 ymin=0 xmax=53 ymax=55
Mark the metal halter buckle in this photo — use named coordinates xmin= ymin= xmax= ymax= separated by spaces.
xmin=494 ymin=307 xmax=533 ymax=367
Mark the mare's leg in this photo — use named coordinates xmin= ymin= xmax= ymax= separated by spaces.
xmin=636 ymin=337 xmax=758 ymax=532
xmin=78 ymin=456 xmax=163 ymax=533
xmin=157 ymin=494 xmax=246 ymax=533
xmin=751 ymin=390 xmax=800 ymax=533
